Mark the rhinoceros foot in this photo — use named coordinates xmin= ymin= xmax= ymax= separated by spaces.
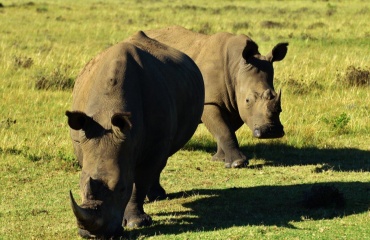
xmin=224 ymin=159 xmax=249 ymax=168
xmin=147 ymin=184 xmax=167 ymax=202
xmin=211 ymin=153 xmax=225 ymax=162
xmin=124 ymin=213 xmax=152 ymax=228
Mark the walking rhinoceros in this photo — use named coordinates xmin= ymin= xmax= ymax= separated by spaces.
xmin=146 ymin=26 xmax=288 ymax=168
xmin=66 ymin=31 xmax=204 ymax=238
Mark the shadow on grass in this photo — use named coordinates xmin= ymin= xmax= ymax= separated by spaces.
xmin=182 ymin=141 xmax=370 ymax=172
xmin=127 ymin=181 xmax=370 ymax=238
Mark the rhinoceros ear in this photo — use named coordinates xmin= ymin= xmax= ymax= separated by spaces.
xmin=267 ymin=42 xmax=288 ymax=62
xmin=66 ymin=111 xmax=87 ymax=130
xmin=111 ymin=112 xmax=132 ymax=131
xmin=242 ymin=39 xmax=259 ymax=61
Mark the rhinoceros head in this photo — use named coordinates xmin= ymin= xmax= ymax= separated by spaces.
xmin=66 ymin=111 xmax=133 ymax=238
xmin=236 ymin=40 xmax=288 ymax=139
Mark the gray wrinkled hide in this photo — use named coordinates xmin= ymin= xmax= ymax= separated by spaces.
xmin=146 ymin=26 xmax=288 ymax=168
xmin=66 ymin=31 xmax=204 ymax=238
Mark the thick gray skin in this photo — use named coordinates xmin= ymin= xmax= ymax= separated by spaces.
xmin=66 ymin=31 xmax=204 ymax=239
xmin=146 ymin=26 xmax=288 ymax=168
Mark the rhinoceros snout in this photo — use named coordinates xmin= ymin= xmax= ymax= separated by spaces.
xmin=77 ymin=227 xmax=123 ymax=239
xmin=70 ymin=191 xmax=123 ymax=238
xmin=253 ymin=125 xmax=284 ymax=139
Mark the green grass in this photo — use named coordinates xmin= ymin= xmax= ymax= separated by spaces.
xmin=0 ymin=0 xmax=369 ymax=239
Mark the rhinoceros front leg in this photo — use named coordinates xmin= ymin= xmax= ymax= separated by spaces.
xmin=124 ymin=154 xmax=168 ymax=228
xmin=202 ymin=104 xmax=248 ymax=168
xmin=123 ymin=182 xmax=152 ymax=228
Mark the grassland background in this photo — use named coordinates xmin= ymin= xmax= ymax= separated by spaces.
xmin=0 ymin=0 xmax=369 ymax=239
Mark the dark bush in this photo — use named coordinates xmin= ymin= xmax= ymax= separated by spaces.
xmin=233 ymin=22 xmax=249 ymax=31
xmin=260 ymin=20 xmax=284 ymax=29
xmin=343 ymin=66 xmax=370 ymax=87
xmin=35 ymin=66 xmax=74 ymax=90
xmin=284 ymin=78 xmax=323 ymax=95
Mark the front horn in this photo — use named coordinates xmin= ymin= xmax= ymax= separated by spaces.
xmin=69 ymin=191 xmax=102 ymax=230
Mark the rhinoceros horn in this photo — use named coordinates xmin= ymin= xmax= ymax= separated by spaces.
xmin=276 ymin=89 xmax=281 ymax=104
xmin=70 ymin=190 xmax=102 ymax=230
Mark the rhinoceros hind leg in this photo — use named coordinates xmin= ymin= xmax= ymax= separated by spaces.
xmin=147 ymin=182 xmax=166 ymax=202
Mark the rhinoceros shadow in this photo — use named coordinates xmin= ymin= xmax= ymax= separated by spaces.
xmin=182 ymin=141 xmax=370 ymax=172
xmin=127 ymin=181 xmax=370 ymax=238
xmin=126 ymin=141 xmax=370 ymax=237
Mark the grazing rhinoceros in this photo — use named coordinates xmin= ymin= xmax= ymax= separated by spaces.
xmin=66 ymin=31 xmax=204 ymax=238
xmin=146 ymin=26 xmax=288 ymax=168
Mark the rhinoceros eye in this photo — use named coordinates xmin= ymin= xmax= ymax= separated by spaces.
xmin=246 ymin=96 xmax=254 ymax=104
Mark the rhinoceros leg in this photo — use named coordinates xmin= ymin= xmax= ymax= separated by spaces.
xmin=147 ymin=175 xmax=166 ymax=202
xmin=212 ymin=143 xmax=225 ymax=161
xmin=123 ymin=182 xmax=153 ymax=228
xmin=124 ymin=152 xmax=168 ymax=228
xmin=202 ymin=105 xmax=248 ymax=168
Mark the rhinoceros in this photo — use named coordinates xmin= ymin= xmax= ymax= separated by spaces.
xmin=66 ymin=31 xmax=204 ymax=238
xmin=146 ymin=26 xmax=288 ymax=168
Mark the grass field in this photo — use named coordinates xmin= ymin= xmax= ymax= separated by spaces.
xmin=0 ymin=0 xmax=369 ymax=239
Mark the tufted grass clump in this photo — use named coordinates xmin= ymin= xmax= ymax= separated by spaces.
xmin=35 ymin=66 xmax=74 ymax=91
xmin=13 ymin=55 xmax=34 ymax=69
xmin=283 ymin=78 xmax=323 ymax=95
xmin=322 ymin=113 xmax=351 ymax=134
xmin=342 ymin=66 xmax=370 ymax=87
xmin=233 ymin=22 xmax=249 ymax=31
xmin=260 ymin=20 xmax=284 ymax=29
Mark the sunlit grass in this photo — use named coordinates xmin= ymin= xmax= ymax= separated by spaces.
xmin=0 ymin=0 xmax=369 ymax=239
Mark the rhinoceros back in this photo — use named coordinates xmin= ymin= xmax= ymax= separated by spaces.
xmin=72 ymin=31 xmax=204 ymax=159
xmin=128 ymin=31 xmax=205 ymax=156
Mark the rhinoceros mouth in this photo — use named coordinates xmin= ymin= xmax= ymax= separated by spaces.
xmin=77 ymin=227 xmax=123 ymax=239
xmin=253 ymin=125 xmax=284 ymax=139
